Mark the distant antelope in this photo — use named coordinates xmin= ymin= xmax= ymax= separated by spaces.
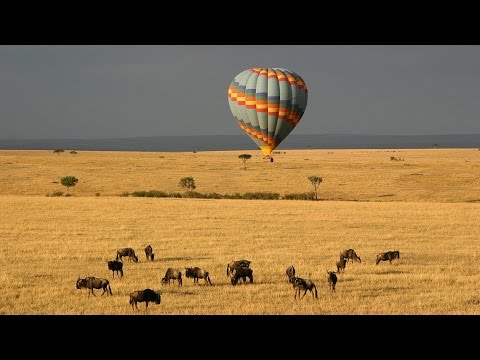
xmin=291 ymin=276 xmax=318 ymax=300
xmin=340 ymin=249 xmax=361 ymax=263
xmin=286 ymin=265 xmax=296 ymax=284
xmin=376 ymin=251 xmax=400 ymax=265
xmin=336 ymin=257 xmax=347 ymax=272
xmin=327 ymin=271 xmax=337 ymax=292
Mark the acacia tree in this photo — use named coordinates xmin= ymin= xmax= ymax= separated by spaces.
xmin=179 ymin=177 xmax=196 ymax=191
xmin=308 ymin=175 xmax=323 ymax=200
xmin=238 ymin=154 xmax=252 ymax=170
xmin=61 ymin=176 xmax=78 ymax=194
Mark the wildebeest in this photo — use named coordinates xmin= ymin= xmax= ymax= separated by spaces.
xmin=76 ymin=276 xmax=113 ymax=297
xmin=286 ymin=265 xmax=296 ymax=283
xmin=107 ymin=260 xmax=124 ymax=278
xmin=161 ymin=268 xmax=182 ymax=286
xmin=185 ymin=267 xmax=212 ymax=286
xmin=144 ymin=245 xmax=154 ymax=261
xmin=129 ymin=289 xmax=161 ymax=311
xmin=226 ymin=259 xmax=251 ymax=278
xmin=230 ymin=267 xmax=253 ymax=286
xmin=116 ymin=248 xmax=138 ymax=262
xmin=336 ymin=257 xmax=347 ymax=272
xmin=340 ymin=248 xmax=361 ymax=263
xmin=376 ymin=250 xmax=400 ymax=265
xmin=327 ymin=271 xmax=337 ymax=292
xmin=291 ymin=276 xmax=318 ymax=299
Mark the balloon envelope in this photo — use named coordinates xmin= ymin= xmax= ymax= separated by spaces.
xmin=227 ymin=67 xmax=308 ymax=156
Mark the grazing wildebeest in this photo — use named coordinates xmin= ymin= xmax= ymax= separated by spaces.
xmin=129 ymin=289 xmax=161 ymax=311
xmin=116 ymin=248 xmax=138 ymax=262
xmin=327 ymin=271 xmax=337 ymax=292
xmin=107 ymin=260 xmax=124 ymax=278
xmin=76 ymin=276 xmax=113 ymax=297
xmin=161 ymin=268 xmax=182 ymax=286
xmin=230 ymin=267 xmax=253 ymax=286
xmin=336 ymin=257 xmax=347 ymax=272
xmin=286 ymin=265 xmax=296 ymax=283
xmin=340 ymin=248 xmax=361 ymax=263
xmin=291 ymin=276 xmax=318 ymax=299
xmin=185 ymin=267 xmax=212 ymax=286
xmin=376 ymin=250 xmax=400 ymax=265
xmin=226 ymin=259 xmax=251 ymax=278
xmin=144 ymin=245 xmax=154 ymax=261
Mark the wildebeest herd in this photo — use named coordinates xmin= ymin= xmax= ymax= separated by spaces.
xmin=76 ymin=244 xmax=401 ymax=311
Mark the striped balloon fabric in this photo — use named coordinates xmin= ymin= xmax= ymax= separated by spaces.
xmin=228 ymin=67 xmax=308 ymax=156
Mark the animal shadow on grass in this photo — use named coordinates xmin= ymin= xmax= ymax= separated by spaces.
xmin=373 ymin=270 xmax=409 ymax=275
xmin=160 ymin=256 xmax=213 ymax=262
xmin=163 ymin=288 xmax=197 ymax=296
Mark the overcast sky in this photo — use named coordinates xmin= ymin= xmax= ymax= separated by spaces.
xmin=1 ymin=45 xmax=479 ymax=139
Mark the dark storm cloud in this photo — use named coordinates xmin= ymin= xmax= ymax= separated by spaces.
xmin=1 ymin=45 xmax=479 ymax=139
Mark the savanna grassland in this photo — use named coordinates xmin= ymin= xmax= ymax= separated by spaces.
xmin=0 ymin=149 xmax=479 ymax=314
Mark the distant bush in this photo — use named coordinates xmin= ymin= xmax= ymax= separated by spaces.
xmin=183 ymin=191 xmax=204 ymax=198
xmin=284 ymin=192 xmax=315 ymax=200
xmin=144 ymin=190 xmax=168 ymax=198
xmin=49 ymin=191 xmax=64 ymax=197
xmin=61 ymin=176 xmax=78 ymax=194
xmin=223 ymin=193 xmax=243 ymax=199
xmin=179 ymin=177 xmax=196 ymax=191
xmin=242 ymin=192 xmax=280 ymax=200
xmin=53 ymin=149 xmax=64 ymax=155
xmin=95 ymin=192 xmax=100 ymax=197
xmin=204 ymin=192 xmax=223 ymax=199
xmin=122 ymin=190 xmax=319 ymax=201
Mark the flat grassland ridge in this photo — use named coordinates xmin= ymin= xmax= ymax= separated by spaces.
xmin=0 ymin=149 xmax=479 ymax=314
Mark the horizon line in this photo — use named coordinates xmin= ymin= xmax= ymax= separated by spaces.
xmin=2 ymin=133 xmax=480 ymax=141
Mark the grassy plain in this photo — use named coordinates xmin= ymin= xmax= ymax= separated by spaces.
xmin=0 ymin=149 xmax=479 ymax=314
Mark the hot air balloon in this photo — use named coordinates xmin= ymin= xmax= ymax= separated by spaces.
xmin=227 ymin=67 xmax=308 ymax=157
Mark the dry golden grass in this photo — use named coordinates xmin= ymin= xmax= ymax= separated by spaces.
xmin=0 ymin=149 xmax=479 ymax=314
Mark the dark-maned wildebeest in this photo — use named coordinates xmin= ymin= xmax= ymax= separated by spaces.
xmin=286 ymin=265 xmax=296 ymax=283
xmin=336 ymin=257 xmax=347 ymax=272
xmin=340 ymin=248 xmax=361 ymax=263
xmin=327 ymin=271 xmax=337 ymax=292
xmin=376 ymin=250 xmax=400 ymax=265
xmin=144 ymin=245 xmax=154 ymax=261
xmin=226 ymin=259 xmax=251 ymax=278
xmin=129 ymin=289 xmax=161 ymax=311
xmin=231 ymin=267 xmax=253 ymax=286
xmin=185 ymin=267 xmax=213 ymax=286
xmin=107 ymin=260 xmax=124 ymax=278
xmin=161 ymin=268 xmax=182 ymax=286
xmin=116 ymin=248 xmax=138 ymax=262
xmin=291 ymin=276 xmax=318 ymax=299
xmin=76 ymin=276 xmax=113 ymax=297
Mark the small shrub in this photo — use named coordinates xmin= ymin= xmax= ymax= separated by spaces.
xmin=120 ymin=192 xmax=130 ymax=197
xmin=284 ymin=192 xmax=315 ymax=200
xmin=60 ymin=176 xmax=78 ymax=194
xmin=179 ymin=177 xmax=196 ymax=191
xmin=205 ymin=192 xmax=223 ymax=199
xmin=183 ymin=191 xmax=204 ymax=198
xmin=242 ymin=192 xmax=280 ymax=200
xmin=51 ymin=191 xmax=64 ymax=197
xmin=95 ymin=192 xmax=100 ymax=197
xmin=223 ymin=193 xmax=243 ymax=199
